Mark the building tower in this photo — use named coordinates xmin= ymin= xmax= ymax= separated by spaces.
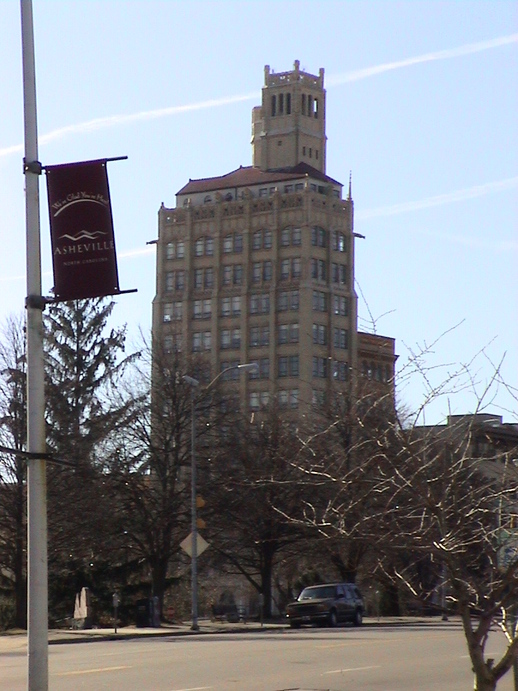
xmin=152 ymin=62 xmax=395 ymax=414
xmin=252 ymin=61 xmax=326 ymax=173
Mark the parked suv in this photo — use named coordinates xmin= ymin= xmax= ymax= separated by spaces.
xmin=286 ymin=583 xmax=364 ymax=628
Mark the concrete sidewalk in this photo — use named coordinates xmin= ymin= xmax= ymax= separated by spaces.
xmin=0 ymin=616 xmax=455 ymax=647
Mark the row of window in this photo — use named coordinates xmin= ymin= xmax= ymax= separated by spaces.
xmin=192 ymin=331 xmax=211 ymax=352
xmin=313 ymin=324 xmax=348 ymax=349
xmin=166 ymin=239 xmax=185 ymax=260
xmin=249 ymin=389 xmax=297 ymax=410
xmin=270 ymin=93 xmax=319 ymax=119
xmin=313 ymin=292 xmax=349 ymax=315
xmin=171 ymin=321 xmax=347 ymax=348
xmin=249 ymin=325 xmax=269 ymax=347
xmin=165 ymin=229 xmax=347 ymax=260
xmin=163 ymin=292 xmax=350 ymax=322
xmin=197 ymin=354 xmax=347 ymax=383
xmin=252 ymin=260 xmax=273 ymax=283
xmin=165 ymin=270 xmax=185 ymax=291
xmin=362 ymin=361 xmax=392 ymax=383
xmin=250 ymin=382 xmax=356 ymax=410
xmin=271 ymin=92 xmax=292 ymax=116
xmin=193 ymin=324 xmax=348 ymax=360
xmin=310 ymin=260 xmax=347 ymax=284
xmin=200 ymin=181 xmax=337 ymax=204
xmin=278 ymin=355 xmax=299 ymax=378
xmin=165 ymin=318 xmax=348 ymax=352
xmin=167 ymin=234 xmax=242 ymax=256
xmin=258 ymin=184 xmax=339 ymax=198
xmin=220 ymin=357 xmax=298 ymax=379
xmin=301 ymin=146 xmax=319 ymax=161
xmin=165 ymin=332 xmax=349 ymax=386
xmin=194 ymin=267 xmax=214 ymax=289
xmin=250 ymin=291 xmax=299 ymax=314
xmin=168 ymin=258 xmax=342 ymax=292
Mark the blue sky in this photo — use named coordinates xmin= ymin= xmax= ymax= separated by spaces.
xmin=1 ymin=1 xmax=516 ymax=424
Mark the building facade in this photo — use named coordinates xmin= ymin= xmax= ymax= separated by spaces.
xmin=152 ymin=61 xmax=395 ymax=413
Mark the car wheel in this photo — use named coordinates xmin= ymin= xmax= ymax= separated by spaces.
xmin=289 ymin=621 xmax=300 ymax=629
xmin=328 ymin=609 xmax=338 ymax=628
xmin=353 ymin=609 xmax=363 ymax=627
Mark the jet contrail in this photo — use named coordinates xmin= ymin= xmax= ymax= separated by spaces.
xmin=0 ymin=33 xmax=516 ymax=159
xmin=118 ymin=246 xmax=155 ymax=260
xmin=356 ymin=177 xmax=518 ymax=220
xmin=326 ymin=33 xmax=518 ymax=86
xmin=0 ymin=93 xmax=258 ymax=159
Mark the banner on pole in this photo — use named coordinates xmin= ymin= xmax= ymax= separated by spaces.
xmin=46 ymin=159 xmax=122 ymax=301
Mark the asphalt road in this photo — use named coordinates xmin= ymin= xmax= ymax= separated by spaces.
xmin=1 ymin=621 xmax=516 ymax=690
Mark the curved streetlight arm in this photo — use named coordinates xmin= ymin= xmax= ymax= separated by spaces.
xmin=206 ymin=362 xmax=258 ymax=393
xmin=182 ymin=362 xmax=258 ymax=396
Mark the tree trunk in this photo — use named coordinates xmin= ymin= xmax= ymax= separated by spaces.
xmin=260 ymin=546 xmax=276 ymax=619
xmin=14 ymin=568 xmax=27 ymax=629
xmin=14 ymin=479 xmax=27 ymax=629
xmin=379 ymin=582 xmax=400 ymax=617
xmin=473 ymin=674 xmax=497 ymax=691
xmin=150 ymin=557 xmax=168 ymax=621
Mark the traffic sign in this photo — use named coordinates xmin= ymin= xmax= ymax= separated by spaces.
xmin=181 ymin=532 xmax=209 ymax=557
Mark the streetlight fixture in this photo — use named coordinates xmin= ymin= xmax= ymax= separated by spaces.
xmin=182 ymin=362 xmax=258 ymax=630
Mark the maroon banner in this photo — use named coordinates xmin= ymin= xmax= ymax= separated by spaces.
xmin=46 ymin=159 xmax=120 ymax=300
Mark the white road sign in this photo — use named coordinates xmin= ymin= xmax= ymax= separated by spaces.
xmin=181 ymin=532 xmax=210 ymax=557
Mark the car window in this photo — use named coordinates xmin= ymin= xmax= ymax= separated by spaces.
xmin=299 ymin=586 xmax=336 ymax=600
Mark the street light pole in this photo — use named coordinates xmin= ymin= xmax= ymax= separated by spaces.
xmin=182 ymin=363 xmax=258 ymax=631
xmin=182 ymin=374 xmax=199 ymax=630
xmin=21 ymin=2 xmax=48 ymax=688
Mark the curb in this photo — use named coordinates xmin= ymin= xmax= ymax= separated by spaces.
xmin=1 ymin=617 xmax=460 ymax=647
xmin=48 ymin=624 xmax=282 ymax=645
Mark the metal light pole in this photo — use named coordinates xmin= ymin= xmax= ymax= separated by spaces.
xmin=21 ymin=2 xmax=48 ymax=688
xmin=182 ymin=362 xmax=258 ymax=631
xmin=182 ymin=374 xmax=200 ymax=630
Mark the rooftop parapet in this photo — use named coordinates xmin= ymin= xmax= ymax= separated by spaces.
xmin=264 ymin=60 xmax=324 ymax=88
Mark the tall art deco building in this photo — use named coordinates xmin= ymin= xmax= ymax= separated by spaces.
xmin=152 ymin=61 xmax=396 ymax=413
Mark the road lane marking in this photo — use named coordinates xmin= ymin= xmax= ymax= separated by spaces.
xmin=170 ymin=687 xmax=213 ymax=690
xmin=323 ymin=665 xmax=381 ymax=674
xmin=55 ymin=665 xmax=131 ymax=676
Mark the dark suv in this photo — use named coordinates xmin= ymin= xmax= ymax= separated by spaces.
xmin=286 ymin=583 xmax=364 ymax=628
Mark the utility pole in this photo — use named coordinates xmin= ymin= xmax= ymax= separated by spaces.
xmin=21 ymin=1 xmax=48 ymax=688
xmin=182 ymin=363 xmax=258 ymax=631
xmin=182 ymin=375 xmax=200 ymax=631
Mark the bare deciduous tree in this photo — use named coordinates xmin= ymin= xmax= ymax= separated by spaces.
xmin=0 ymin=315 xmax=27 ymax=628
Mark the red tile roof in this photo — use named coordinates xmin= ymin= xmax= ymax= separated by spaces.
xmin=176 ymin=163 xmax=342 ymax=195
